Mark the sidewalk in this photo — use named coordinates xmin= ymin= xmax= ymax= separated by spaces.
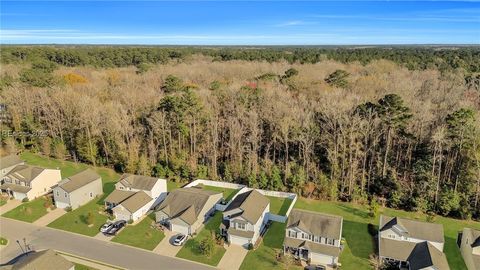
xmin=0 ymin=200 xmax=21 ymax=215
xmin=217 ymin=244 xmax=248 ymax=270
xmin=152 ymin=230 xmax=182 ymax=257
xmin=94 ymin=232 xmax=113 ymax=241
xmin=33 ymin=208 xmax=66 ymax=226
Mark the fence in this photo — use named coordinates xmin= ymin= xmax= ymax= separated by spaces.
xmin=185 ymin=179 xmax=245 ymax=190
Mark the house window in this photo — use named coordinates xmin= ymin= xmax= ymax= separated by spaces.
xmin=64 ymin=193 xmax=67 ymax=198
xmin=237 ymin=223 xmax=246 ymax=230
xmin=89 ymin=192 xmax=93 ymax=198
xmin=327 ymin=238 xmax=334 ymax=245
xmin=119 ymin=186 xmax=124 ymax=190
xmin=288 ymin=230 xmax=297 ymax=238
xmin=56 ymin=191 xmax=59 ymax=196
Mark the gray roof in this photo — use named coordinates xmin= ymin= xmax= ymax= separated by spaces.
xmin=118 ymin=174 xmax=160 ymax=191
xmin=379 ymin=237 xmax=417 ymax=261
xmin=57 ymin=169 xmax=101 ymax=193
xmin=5 ymin=165 xmax=46 ymax=183
xmin=464 ymin=228 xmax=480 ymax=248
xmin=0 ymin=154 xmax=23 ymax=170
xmin=287 ymin=209 xmax=343 ymax=240
xmin=120 ymin=191 xmax=152 ymax=213
xmin=283 ymin=237 xmax=341 ymax=257
xmin=380 ymin=215 xmax=444 ymax=243
xmin=407 ymin=241 xmax=450 ymax=270
xmin=0 ymin=183 xmax=31 ymax=194
xmin=104 ymin=189 xmax=137 ymax=204
xmin=224 ymin=190 xmax=270 ymax=224
xmin=156 ymin=188 xmax=221 ymax=225
xmin=2 ymin=249 xmax=74 ymax=270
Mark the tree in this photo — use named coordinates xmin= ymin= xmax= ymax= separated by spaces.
xmin=325 ymin=70 xmax=350 ymax=88
xmin=198 ymin=232 xmax=215 ymax=257
xmin=162 ymin=75 xmax=184 ymax=93
xmin=368 ymin=197 xmax=380 ymax=218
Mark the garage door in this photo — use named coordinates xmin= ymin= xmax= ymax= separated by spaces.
xmin=55 ymin=201 xmax=70 ymax=209
xmin=115 ymin=212 xmax=132 ymax=222
xmin=310 ymin=252 xmax=334 ymax=265
xmin=171 ymin=223 xmax=190 ymax=235
xmin=229 ymin=235 xmax=250 ymax=247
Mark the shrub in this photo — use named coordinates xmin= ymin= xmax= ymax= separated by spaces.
xmin=127 ymin=219 xmax=134 ymax=224
xmin=198 ymin=232 xmax=215 ymax=256
xmin=247 ymin=243 xmax=254 ymax=250
xmin=85 ymin=212 xmax=94 ymax=225
xmin=22 ymin=198 xmax=29 ymax=203
xmin=63 ymin=73 xmax=88 ymax=85
xmin=65 ymin=206 xmax=72 ymax=212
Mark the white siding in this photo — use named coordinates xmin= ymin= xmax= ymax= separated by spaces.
xmin=310 ymin=252 xmax=337 ymax=265
xmin=171 ymin=223 xmax=190 ymax=235
xmin=229 ymin=235 xmax=251 ymax=248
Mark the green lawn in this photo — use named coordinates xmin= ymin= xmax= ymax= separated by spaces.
xmin=167 ymin=180 xmax=184 ymax=191
xmin=199 ymin=185 xmax=240 ymax=201
xmin=267 ymin=196 xmax=293 ymax=216
xmin=74 ymin=264 xmax=98 ymax=270
xmin=0 ymin=236 xmax=8 ymax=245
xmin=112 ymin=214 xmax=165 ymax=250
xmin=0 ymin=199 xmax=7 ymax=207
xmin=2 ymin=197 xmax=50 ymax=223
xmin=176 ymin=211 xmax=226 ymax=266
xmin=240 ymin=222 xmax=302 ymax=270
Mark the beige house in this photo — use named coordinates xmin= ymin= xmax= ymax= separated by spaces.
xmin=1 ymin=249 xmax=74 ymax=270
xmin=155 ymin=188 xmax=223 ymax=235
xmin=378 ymin=215 xmax=449 ymax=270
xmin=220 ymin=189 xmax=270 ymax=248
xmin=115 ymin=174 xmax=167 ymax=205
xmin=459 ymin=228 xmax=480 ymax=270
xmin=283 ymin=209 xmax=343 ymax=267
xmin=0 ymin=165 xmax=61 ymax=201
xmin=53 ymin=169 xmax=103 ymax=210
xmin=0 ymin=154 xmax=24 ymax=179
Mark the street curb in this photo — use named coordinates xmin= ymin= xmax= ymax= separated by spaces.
xmin=57 ymin=250 xmax=125 ymax=270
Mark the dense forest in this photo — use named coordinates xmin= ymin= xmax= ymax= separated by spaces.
xmin=1 ymin=46 xmax=479 ymax=220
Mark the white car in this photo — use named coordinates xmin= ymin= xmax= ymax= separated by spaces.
xmin=100 ymin=222 xmax=113 ymax=233
xmin=173 ymin=234 xmax=188 ymax=246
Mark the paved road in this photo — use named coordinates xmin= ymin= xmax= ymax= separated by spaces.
xmin=0 ymin=217 xmax=214 ymax=270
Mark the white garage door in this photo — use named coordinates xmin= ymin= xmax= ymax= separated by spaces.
xmin=229 ymin=235 xmax=250 ymax=247
xmin=115 ymin=212 xmax=132 ymax=222
xmin=310 ymin=252 xmax=335 ymax=265
xmin=171 ymin=223 xmax=190 ymax=235
xmin=55 ymin=201 xmax=71 ymax=209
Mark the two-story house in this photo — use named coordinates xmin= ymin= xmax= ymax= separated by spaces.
xmin=0 ymin=164 xmax=61 ymax=201
xmin=104 ymin=174 xmax=167 ymax=221
xmin=283 ymin=209 xmax=343 ymax=267
xmin=0 ymin=154 xmax=24 ymax=180
xmin=458 ymin=228 xmax=480 ymax=270
xmin=220 ymin=189 xmax=270 ymax=248
xmin=378 ymin=215 xmax=449 ymax=270
xmin=53 ymin=169 xmax=103 ymax=210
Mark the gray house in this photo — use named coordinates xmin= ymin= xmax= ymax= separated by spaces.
xmin=53 ymin=169 xmax=102 ymax=210
xmin=1 ymin=249 xmax=74 ymax=270
xmin=0 ymin=154 xmax=24 ymax=180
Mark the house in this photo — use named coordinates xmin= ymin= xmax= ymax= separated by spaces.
xmin=283 ymin=209 xmax=343 ymax=267
xmin=0 ymin=154 xmax=24 ymax=180
xmin=1 ymin=249 xmax=74 ymax=270
xmin=0 ymin=165 xmax=61 ymax=201
xmin=154 ymin=188 xmax=223 ymax=235
xmin=104 ymin=174 xmax=167 ymax=222
xmin=458 ymin=228 xmax=480 ymax=270
xmin=220 ymin=189 xmax=270 ymax=248
xmin=53 ymin=169 xmax=102 ymax=210
xmin=378 ymin=215 xmax=449 ymax=270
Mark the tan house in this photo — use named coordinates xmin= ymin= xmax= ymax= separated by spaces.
xmin=459 ymin=228 xmax=480 ymax=270
xmin=155 ymin=188 xmax=223 ymax=235
xmin=53 ymin=169 xmax=103 ymax=210
xmin=220 ymin=189 xmax=270 ymax=247
xmin=378 ymin=215 xmax=449 ymax=270
xmin=0 ymin=154 xmax=24 ymax=179
xmin=0 ymin=165 xmax=61 ymax=201
xmin=283 ymin=209 xmax=343 ymax=267
xmin=1 ymin=249 xmax=74 ymax=270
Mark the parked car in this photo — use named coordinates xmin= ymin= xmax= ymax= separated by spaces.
xmin=173 ymin=234 xmax=188 ymax=246
xmin=304 ymin=266 xmax=325 ymax=270
xmin=100 ymin=222 xmax=113 ymax=233
xmin=104 ymin=220 xmax=126 ymax=235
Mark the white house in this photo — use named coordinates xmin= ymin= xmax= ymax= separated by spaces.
xmin=458 ymin=228 xmax=480 ymax=270
xmin=0 ymin=165 xmax=61 ymax=201
xmin=155 ymin=188 xmax=223 ymax=235
xmin=0 ymin=154 xmax=24 ymax=180
xmin=283 ymin=209 xmax=343 ymax=267
xmin=115 ymin=174 xmax=167 ymax=205
xmin=378 ymin=215 xmax=449 ymax=270
xmin=220 ymin=189 xmax=270 ymax=248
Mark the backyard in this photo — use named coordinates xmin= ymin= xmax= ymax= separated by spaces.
xmin=112 ymin=214 xmax=165 ymax=250
xmin=198 ymin=184 xmax=240 ymax=201
xmin=267 ymin=196 xmax=293 ymax=216
xmin=2 ymin=197 xmax=51 ymax=223
xmin=176 ymin=211 xmax=226 ymax=266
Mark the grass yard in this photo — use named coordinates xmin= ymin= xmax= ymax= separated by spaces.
xmin=112 ymin=214 xmax=165 ymax=250
xmin=2 ymin=197 xmax=50 ymax=223
xmin=0 ymin=236 xmax=8 ymax=245
xmin=240 ymin=222 xmax=302 ymax=270
xmin=74 ymin=264 xmax=98 ymax=270
xmin=199 ymin=185 xmax=240 ymax=201
xmin=167 ymin=180 xmax=184 ymax=191
xmin=0 ymin=198 xmax=7 ymax=207
xmin=267 ymin=196 xmax=293 ymax=216
xmin=176 ymin=211 xmax=226 ymax=266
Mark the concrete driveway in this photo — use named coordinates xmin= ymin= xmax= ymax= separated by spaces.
xmin=0 ymin=199 xmax=21 ymax=215
xmin=33 ymin=208 xmax=66 ymax=226
xmin=217 ymin=244 xmax=249 ymax=270
xmin=152 ymin=230 xmax=183 ymax=257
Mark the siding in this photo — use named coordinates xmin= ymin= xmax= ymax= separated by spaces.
xmin=27 ymin=169 xmax=61 ymax=200
xmin=54 ymin=178 xmax=102 ymax=210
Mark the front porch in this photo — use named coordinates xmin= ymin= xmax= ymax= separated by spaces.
xmin=284 ymin=245 xmax=310 ymax=261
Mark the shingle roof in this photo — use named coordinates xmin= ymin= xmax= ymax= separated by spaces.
xmin=379 ymin=237 xmax=417 ymax=261
xmin=0 ymin=183 xmax=31 ymax=194
xmin=464 ymin=228 xmax=480 ymax=248
xmin=407 ymin=241 xmax=449 ymax=270
xmin=156 ymin=188 xmax=221 ymax=225
xmin=380 ymin=215 xmax=444 ymax=243
xmin=104 ymin=189 xmax=136 ymax=204
xmin=57 ymin=169 xmax=101 ymax=193
xmin=287 ymin=209 xmax=343 ymax=240
xmin=283 ymin=237 xmax=341 ymax=257
xmin=0 ymin=154 xmax=23 ymax=170
xmin=4 ymin=249 xmax=74 ymax=270
xmin=224 ymin=190 xmax=270 ymax=224
xmin=119 ymin=191 xmax=152 ymax=213
xmin=118 ymin=174 xmax=160 ymax=191
xmin=5 ymin=165 xmax=46 ymax=183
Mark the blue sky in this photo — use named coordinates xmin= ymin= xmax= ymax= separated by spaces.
xmin=1 ymin=1 xmax=479 ymax=45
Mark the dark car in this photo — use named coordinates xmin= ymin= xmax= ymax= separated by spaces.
xmin=104 ymin=220 xmax=126 ymax=235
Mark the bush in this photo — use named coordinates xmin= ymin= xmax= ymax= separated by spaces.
xmin=63 ymin=73 xmax=88 ymax=85
xmin=198 ymin=232 xmax=215 ymax=256
xmin=22 ymin=198 xmax=29 ymax=203
xmin=65 ymin=206 xmax=72 ymax=212
xmin=127 ymin=219 xmax=134 ymax=224
xmin=247 ymin=243 xmax=254 ymax=250
xmin=85 ymin=212 xmax=94 ymax=225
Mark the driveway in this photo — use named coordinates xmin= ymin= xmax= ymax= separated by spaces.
xmin=33 ymin=208 xmax=66 ymax=226
xmin=152 ymin=230 xmax=182 ymax=257
xmin=0 ymin=200 xmax=21 ymax=215
xmin=94 ymin=232 xmax=113 ymax=242
xmin=217 ymin=244 xmax=249 ymax=270
xmin=0 ymin=217 xmax=214 ymax=270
